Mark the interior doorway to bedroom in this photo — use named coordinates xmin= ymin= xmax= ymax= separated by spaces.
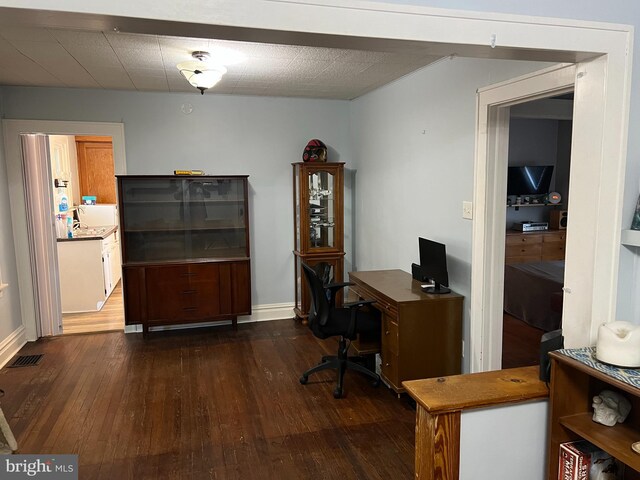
xmin=501 ymin=92 xmax=574 ymax=369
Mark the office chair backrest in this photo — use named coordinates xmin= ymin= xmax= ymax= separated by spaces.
xmin=301 ymin=263 xmax=331 ymax=330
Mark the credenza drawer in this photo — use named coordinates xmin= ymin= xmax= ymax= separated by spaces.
xmin=542 ymin=242 xmax=566 ymax=261
xmin=505 ymin=234 xmax=543 ymax=245
xmin=543 ymin=232 xmax=566 ymax=243
xmin=505 ymin=243 xmax=542 ymax=258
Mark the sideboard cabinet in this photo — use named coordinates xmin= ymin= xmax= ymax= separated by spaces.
xmin=117 ymin=175 xmax=251 ymax=334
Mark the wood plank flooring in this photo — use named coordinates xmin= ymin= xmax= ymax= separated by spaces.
xmin=0 ymin=320 xmax=415 ymax=479
xmin=62 ymin=282 xmax=124 ymax=334
xmin=502 ymin=313 xmax=545 ymax=369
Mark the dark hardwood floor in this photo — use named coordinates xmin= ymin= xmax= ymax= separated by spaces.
xmin=0 ymin=320 xmax=415 ymax=480
xmin=502 ymin=312 xmax=545 ymax=369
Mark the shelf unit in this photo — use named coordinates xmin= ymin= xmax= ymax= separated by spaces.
xmin=292 ymin=162 xmax=345 ymax=321
xmin=547 ymin=349 xmax=640 ymax=479
xmin=117 ymin=175 xmax=251 ymax=334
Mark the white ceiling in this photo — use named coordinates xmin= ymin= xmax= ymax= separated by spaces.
xmin=0 ymin=25 xmax=445 ymax=100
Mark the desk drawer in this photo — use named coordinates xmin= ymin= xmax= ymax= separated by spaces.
xmin=350 ymin=283 xmax=398 ymax=318
xmin=381 ymin=343 xmax=399 ymax=389
xmin=382 ymin=315 xmax=399 ymax=355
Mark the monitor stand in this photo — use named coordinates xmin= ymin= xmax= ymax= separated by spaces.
xmin=421 ymin=283 xmax=451 ymax=294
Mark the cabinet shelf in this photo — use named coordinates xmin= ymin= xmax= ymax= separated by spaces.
xmin=559 ymin=413 xmax=640 ymax=472
xmin=124 ymin=199 xmax=244 ymax=204
xmin=506 ymin=203 xmax=564 ymax=208
xmin=124 ymin=225 xmax=246 ymax=233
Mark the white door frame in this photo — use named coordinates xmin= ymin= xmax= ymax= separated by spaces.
xmin=471 ymin=57 xmax=629 ymax=372
xmin=3 ymin=120 xmax=126 ymax=342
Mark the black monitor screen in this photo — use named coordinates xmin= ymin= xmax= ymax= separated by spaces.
xmin=507 ymin=165 xmax=554 ymax=196
xmin=419 ymin=237 xmax=450 ymax=294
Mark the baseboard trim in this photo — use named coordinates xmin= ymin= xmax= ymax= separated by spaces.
xmin=123 ymin=302 xmax=295 ymax=334
xmin=0 ymin=325 xmax=27 ymax=368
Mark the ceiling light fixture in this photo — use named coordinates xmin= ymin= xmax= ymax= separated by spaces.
xmin=177 ymin=51 xmax=227 ymax=95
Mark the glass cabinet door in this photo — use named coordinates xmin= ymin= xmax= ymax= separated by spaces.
xmin=120 ymin=176 xmax=248 ymax=263
xmin=307 ymin=170 xmax=336 ymax=251
xmin=292 ymin=162 xmax=343 ymax=255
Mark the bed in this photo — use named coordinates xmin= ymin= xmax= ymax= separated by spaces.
xmin=503 ymin=260 xmax=564 ymax=332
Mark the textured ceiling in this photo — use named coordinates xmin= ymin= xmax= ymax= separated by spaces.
xmin=0 ymin=25 xmax=445 ymax=100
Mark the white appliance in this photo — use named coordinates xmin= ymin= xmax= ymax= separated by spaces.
xmin=80 ymin=204 xmax=118 ymax=227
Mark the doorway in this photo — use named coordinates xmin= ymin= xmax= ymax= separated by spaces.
xmin=4 ymin=120 xmax=126 ymax=341
xmin=48 ymin=134 xmax=123 ymax=334
xmin=501 ymin=93 xmax=573 ymax=369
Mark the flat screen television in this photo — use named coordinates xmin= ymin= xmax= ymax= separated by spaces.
xmin=419 ymin=237 xmax=450 ymax=294
xmin=507 ymin=165 xmax=554 ymax=196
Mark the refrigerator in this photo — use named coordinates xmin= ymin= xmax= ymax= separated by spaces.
xmin=79 ymin=204 xmax=118 ymax=226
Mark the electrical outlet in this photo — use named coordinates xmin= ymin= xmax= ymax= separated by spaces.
xmin=462 ymin=201 xmax=473 ymax=219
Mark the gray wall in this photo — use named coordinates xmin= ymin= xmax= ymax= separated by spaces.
xmin=0 ymin=95 xmax=23 ymax=340
xmin=372 ymin=0 xmax=640 ymax=329
xmin=506 ymin=118 xmax=562 ymax=227
xmin=0 ymin=87 xmax=351 ymax=308
xmin=350 ymin=57 xmax=552 ymax=368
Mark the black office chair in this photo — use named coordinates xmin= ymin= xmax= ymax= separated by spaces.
xmin=299 ymin=262 xmax=381 ymax=398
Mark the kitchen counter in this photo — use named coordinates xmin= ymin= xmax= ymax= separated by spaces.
xmin=57 ymin=226 xmax=122 ymax=313
xmin=57 ymin=225 xmax=117 ymax=241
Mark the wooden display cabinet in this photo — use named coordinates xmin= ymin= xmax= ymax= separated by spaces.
xmin=117 ymin=175 xmax=251 ymax=334
xmin=547 ymin=350 xmax=640 ymax=479
xmin=292 ymin=162 xmax=344 ymax=321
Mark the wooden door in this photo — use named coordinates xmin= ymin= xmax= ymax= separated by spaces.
xmin=75 ymin=136 xmax=116 ymax=204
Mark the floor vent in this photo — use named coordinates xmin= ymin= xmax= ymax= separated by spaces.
xmin=7 ymin=354 xmax=44 ymax=368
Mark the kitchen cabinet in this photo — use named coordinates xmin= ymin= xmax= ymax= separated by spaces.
xmin=57 ymin=226 xmax=120 ymax=313
xmin=117 ymin=175 xmax=251 ymax=334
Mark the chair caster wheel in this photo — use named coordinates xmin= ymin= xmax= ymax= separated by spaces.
xmin=299 ymin=375 xmax=308 ymax=385
xmin=333 ymin=387 xmax=343 ymax=399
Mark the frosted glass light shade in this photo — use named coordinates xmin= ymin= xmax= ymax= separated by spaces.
xmin=177 ymin=60 xmax=227 ymax=93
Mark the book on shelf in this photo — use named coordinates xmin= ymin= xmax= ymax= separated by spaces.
xmin=558 ymin=440 xmax=623 ymax=480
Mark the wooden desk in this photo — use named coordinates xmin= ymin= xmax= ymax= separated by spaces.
xmin=348 ymin=269 xmax=463 ymax=394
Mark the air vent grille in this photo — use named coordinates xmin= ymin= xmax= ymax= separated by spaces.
xmin=7 ymin=354 xmax=43 ymax=368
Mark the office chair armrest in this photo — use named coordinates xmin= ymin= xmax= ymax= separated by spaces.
xmin=324 ymin=281 xmax=353 ymax=291
xmin=344 ymin=299 xmax=376 ymax=338
xmin=324 ymin=282 xmax=354 ymax=307
xmin=342 ymin=299 xmax=376 ymax=309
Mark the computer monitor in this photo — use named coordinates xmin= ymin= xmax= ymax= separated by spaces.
xmin=419 ymin=237 xmax=451 ymax=294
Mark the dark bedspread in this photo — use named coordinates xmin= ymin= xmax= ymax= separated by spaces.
xmin=503 ymin=260 xmax=564 ymax=332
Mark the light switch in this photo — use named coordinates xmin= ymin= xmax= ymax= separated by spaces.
xmin=462 ymin=201 xmax=473 ymax=219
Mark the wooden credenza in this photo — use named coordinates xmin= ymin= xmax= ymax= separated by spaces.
xmin=118 ymin=175 xmax=251 ymax=335
xmin=123 ymin=261 xmax=251 ymax=334
xmin=348 ymin=270 xmax=463 ymax=394
xmin=505 ymin=229 xmax=566 ymax=264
